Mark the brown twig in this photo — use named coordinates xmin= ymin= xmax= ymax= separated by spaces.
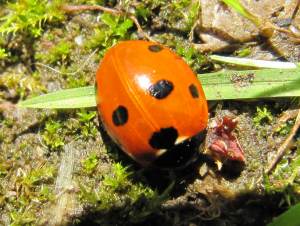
xmin=61 ymin=4 xmax=153 ymax=41
xmin=61 ymin=5 xmax=121 ymax=15
xmin=291 ymin=0 xmax=300 ymax=21
xmin=271 ymin=24 xmax=300 ymax=41
xmin=272 ymin=109 xmax=299 ymax=132
xmin=278 ymin=109 xmax=299 ymax=123
xmin=265 ymin=109 xmax=300 ymax=174
xmin=188 ymin=0 xmax=201 ymax=42
xmin=259 ymin=0 xmax=300 ymax=41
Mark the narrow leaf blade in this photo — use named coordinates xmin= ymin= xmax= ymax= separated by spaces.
xmin=267 ymin=203 xmax=300 ymax=226
xmin=18 ymin=67 xmax=300 ymax=108
xmin=210 ymin=55 xmax=297 ymax=69
xmin=18 ymin=86 xmax=96 ymax=108
xmin=221 ymin=0 xmax=260 ymax=25
xmin=200 ymin=68 xmax=300 ymax=100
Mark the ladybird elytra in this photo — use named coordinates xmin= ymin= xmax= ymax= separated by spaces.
xmin=96 ymin=40 xmax=208 ymax=166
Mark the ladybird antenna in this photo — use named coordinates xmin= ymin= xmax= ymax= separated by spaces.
xmin=35 ymin=48 xmax=98 ymax=75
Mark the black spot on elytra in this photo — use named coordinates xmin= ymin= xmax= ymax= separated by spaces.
xmin=112 ymin=106 xmax=128 ymax=126
xmin=189 ymin=84 xmax=199 ymax=98
xmin=149 ymin=127 xmax=178 ymax=149
xmin=148 ymin=44 xmax=163 ymax=52
xmin=148 ymin=80 xmax=173 ymax=99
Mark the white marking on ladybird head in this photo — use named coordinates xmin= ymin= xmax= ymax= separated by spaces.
xmin=175 ymin=136 xmax=189 ymax=145
xmin=215 ymin=160 xmax=223 ymax=171
xmin=155 ymin=149 xmax=167 ymax=157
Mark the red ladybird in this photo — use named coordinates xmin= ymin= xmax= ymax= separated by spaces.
xmin=96 ymin=40 xmax=208 ymax=166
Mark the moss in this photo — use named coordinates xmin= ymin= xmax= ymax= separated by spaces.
xmin=9 ymin=210 xmax=36 ymax=226
xmin=35 ymin=40 xmax=74 ymax=65
xmin=102 ymin=163 xmax=132 ymax=191
xmin=49 ymin=41 xmax=74 ymax=64
xmin=147 ymin=0 xmax=200 ymax=32
xmin=274 ymin=119 xmax=294 ymax=136
xmin=76 ymin=110 xmax=98 ymax=140
xmin=0 ymin=142 xmax=57 ymax=226
xmin=0 ymin=162 xmax=10 ymax=177
xmin=66 ymin=73 xmax=90 ymax=88
xmin=135 ymin=4 xmax=151 ymax=21
xmin=0 ymin=71 xmax=46 ymax=99
xmin=41 ymin=120 xmax=65 ymax=151
xmin=174 ymin=41 xmax=207 ymax=73
xmin=234 ymin=47 xmax=252 ymax=57
xmin=0 ymin=0 xmax=64 ymax=37
xmin=81 ymin=153 xmax=99 ymax=174
xmin=78 ymin=162 xmax=169 ymax=224
xmin=154 ymin=35 xmax=207 ymax=73
xmin=253 ymin=106 xmax=273 ymax=126
xmin=22 ymin=165 xmax=56 ymax=187
xmin=84 ymin=13 xmax=133 ymax=57
xmin=0 ymin=47 xmax=7 ymax=59
xmin=264 ymin=161 xmax=300 ymax=208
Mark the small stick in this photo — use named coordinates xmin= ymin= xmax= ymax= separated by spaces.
xmin=291 ymin=0 xmax=300 ymax=21
xmin=271 ymin=24 xmax=300 ymax=41
xmin=61 ymin=4 xmax=153 ymax=41
xmin=188 ymin=0 xmax=201 ymax=42
xmin=272 ymin=109 xmax=299 ymax=133
xmin=35 ymin=48 xmax=98 ymax=75
xmin=61 ymin=5 xmax=121 ymax=15
xmin=265 ymin=109 xmax=300 ymax=174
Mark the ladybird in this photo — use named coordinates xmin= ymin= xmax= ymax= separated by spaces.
xmin=96 ymin=40 xmax=208 ymax=167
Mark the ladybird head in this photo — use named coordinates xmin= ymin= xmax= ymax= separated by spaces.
xmin=150 ymin=130 xmax=206 ymax=169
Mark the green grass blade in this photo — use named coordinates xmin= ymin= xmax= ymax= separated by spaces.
xmin=18 ymin=67 xmax=300 ymax=108
xmin=221 ymin=0 xmax=261 ymax=26
xmin=18 ymin=86 xmax=96 ymax=108
xmin=210 ymin=55 xmax=297 ymax=69
xmin=267 ymin=203 xmax=300 ymax=226
xmin=200 ymin=68 xmax=300 ymax=100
